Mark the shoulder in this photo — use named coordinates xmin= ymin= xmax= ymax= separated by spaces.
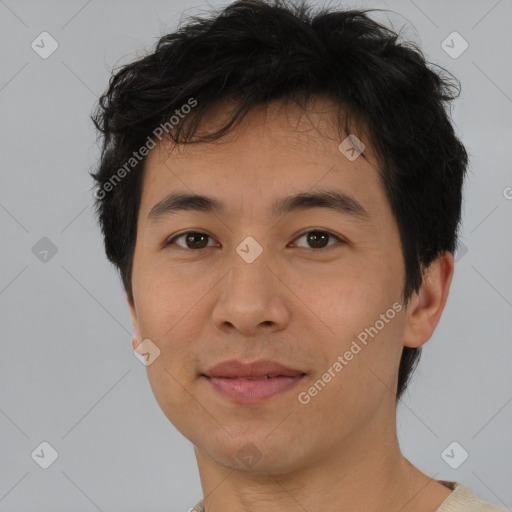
xmin=188 ymin=499 xmax=204 ymax=512
xmin=435 ymin=480 xmax=508 ymax=512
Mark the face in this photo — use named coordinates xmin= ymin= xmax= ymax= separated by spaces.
xmin=129 ymin=98 xmax=411 ymax=473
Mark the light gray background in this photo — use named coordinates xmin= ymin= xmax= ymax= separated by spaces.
xmin=1 ymin=0 xmax=511 ymax=510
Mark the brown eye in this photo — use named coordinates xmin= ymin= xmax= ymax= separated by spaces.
xmin=293 ymin=230 xmax=344 ymax=250
xmin=165 ymin=230 xmax=344 ymax=251
xmin=166 ymin=231 xmax=215 ymax=250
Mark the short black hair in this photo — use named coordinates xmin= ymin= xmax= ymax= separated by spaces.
xmin=90 ymin=0 xmax=468 ymax=402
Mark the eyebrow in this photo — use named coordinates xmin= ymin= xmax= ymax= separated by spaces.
xmin=147 ymin=189 xmax=370 ymax=224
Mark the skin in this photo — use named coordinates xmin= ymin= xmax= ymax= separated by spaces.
xmin=128 ymin=97 xmax=455 ymax=512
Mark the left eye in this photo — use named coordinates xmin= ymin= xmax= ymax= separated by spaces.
xmin=292 ymin=230 xmax=344 ymax=250
xmin=165 ymin=230 xmax=344 ymax=250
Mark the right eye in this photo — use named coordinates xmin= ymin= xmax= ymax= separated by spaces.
xmin=165 ymin=231 xmax=218 ymax=250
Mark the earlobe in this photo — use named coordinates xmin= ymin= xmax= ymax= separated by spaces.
xmin=402 ymin=251 xmax=455 ymax=348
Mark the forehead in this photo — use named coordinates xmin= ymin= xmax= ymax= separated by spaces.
xmin=139 ymin=98 xmax=385 ymax=222
xmin=153 ymin=96 xmax=377 ymax=163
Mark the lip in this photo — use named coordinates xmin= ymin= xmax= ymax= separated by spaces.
xmin=204 ymin=375 xmax=305 ymax=403
xmin=202 ymin=359 xmax=306 ymax=404
xmin=203 ymin=359 xmax=305 ymax=379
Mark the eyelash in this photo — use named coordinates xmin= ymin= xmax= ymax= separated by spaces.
xmin=164 ymin=229 xmax=346 ymax=252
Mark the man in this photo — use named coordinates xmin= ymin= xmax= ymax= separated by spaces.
xmin=90 ymin=1 xmax=506 ymax=510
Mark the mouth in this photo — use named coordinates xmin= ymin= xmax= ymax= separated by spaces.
xmin=204 ymin=373 xmax=306 ymax=379
xmin=202 ymin=374 xmax=306 ymax=403
xmin=201 ymin=359 xmax=306 ymax=403
xmin=203 ymin=358 xmax=305 ymax=379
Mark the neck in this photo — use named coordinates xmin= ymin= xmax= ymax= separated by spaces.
xmin=193 ymin=412 xmax=441 ymax=512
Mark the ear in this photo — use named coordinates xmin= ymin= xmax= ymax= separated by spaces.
xmin=402 ymin=251 xmax=455 ymax=348
xmin=128 ymin=296 xmax=142 ymax=351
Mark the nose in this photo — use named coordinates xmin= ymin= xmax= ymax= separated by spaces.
xmin=211 ymin=249 xmax=292 ymax=337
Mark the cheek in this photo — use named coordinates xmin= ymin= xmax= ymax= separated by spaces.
xmin=341 ymin=307 xmax=406 ymax=404
xmin=133 ymin=262 xmax=195 ymax=335
xmin=309 ymin=272 xmax=406 ymax=382
xmin=301 ymin=272 xmax=379 ymax=338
